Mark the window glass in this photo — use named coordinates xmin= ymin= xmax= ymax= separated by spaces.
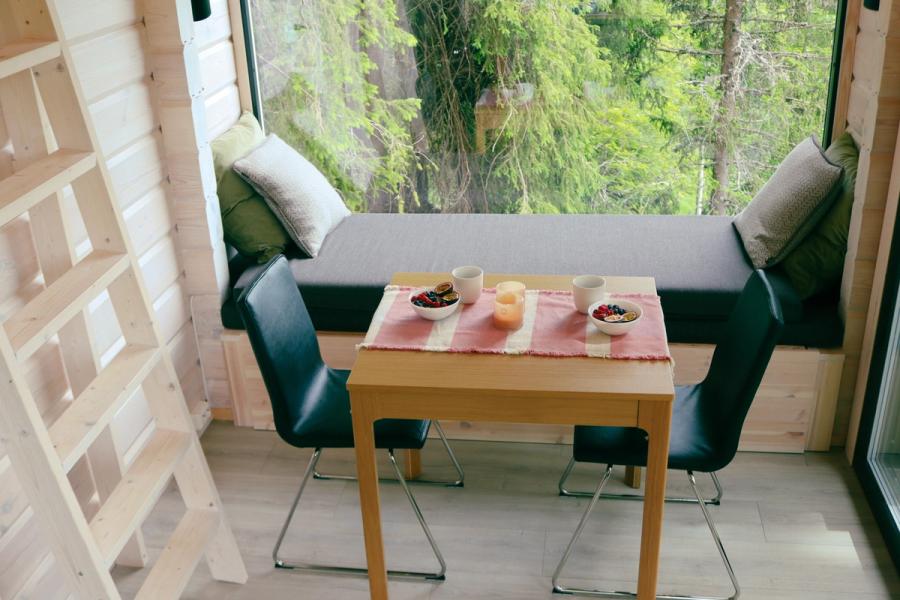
xmin=247 ymin=0 xmax=840 ymax=216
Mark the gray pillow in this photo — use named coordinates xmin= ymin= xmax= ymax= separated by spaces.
xmin=233 ymin=134 xmax=350 ymax=257
xmin=734 ymin=136 xmax=843 ymax=269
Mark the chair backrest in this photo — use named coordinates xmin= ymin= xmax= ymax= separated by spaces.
xmin=700 ymin=269 xmax=784 ymax=468
xmin=236 ymin=255 xmax=326 ymax=443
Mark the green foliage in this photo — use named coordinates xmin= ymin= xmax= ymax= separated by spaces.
xmin=250 ymin=0 xmax=838 ymax=216
xmin=469 ymin=0 xmax=614 ymax=213
xmin=250 ymin=0 xmax=420 ymax=211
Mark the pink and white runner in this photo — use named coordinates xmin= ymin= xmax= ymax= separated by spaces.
xmin=359 ymin=286 xmax=671 ymax=361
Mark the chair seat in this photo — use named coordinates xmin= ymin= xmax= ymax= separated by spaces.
xmin=573 ymin=384 xmax=724 ymax=472
xmin=284 ymin=368 xmax=431 ymax=450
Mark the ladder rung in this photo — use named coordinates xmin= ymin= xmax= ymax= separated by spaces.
xmin=5 ymin=250 xmax=130 ymax=361
xmin=134 ymin=509 xmax=220 ymax=600
xmin=90 ymin=429 xmax=191 ymax=567
xmin=50 ymin=345 xmax=162 ymax=472
xmin=0 ymin=149 xmax=96 ymax=228
xmin=0 ymin=39 xmax=60 ymax=79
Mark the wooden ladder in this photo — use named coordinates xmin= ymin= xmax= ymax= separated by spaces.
xmin=0 ymin=1 xmax=247 ymax=598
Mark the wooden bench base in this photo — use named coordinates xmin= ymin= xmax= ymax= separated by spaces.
xmin=221 ymin=330 xmax=844 ymax=453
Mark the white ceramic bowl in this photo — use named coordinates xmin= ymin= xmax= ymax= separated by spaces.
xmin=409 ymin=290 xmax=461 ymax=321
xmin=588 ymin=299 xmax=643 ymax=336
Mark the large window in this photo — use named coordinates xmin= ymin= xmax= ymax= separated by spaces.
xmin=243 ymin=0 xmax=842 ymax=216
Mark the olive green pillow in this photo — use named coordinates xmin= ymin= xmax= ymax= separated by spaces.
xmin=781 ymin=132 xmax=859 ymax=299
xmin=211 ymin=112 xmax=290 ymax=263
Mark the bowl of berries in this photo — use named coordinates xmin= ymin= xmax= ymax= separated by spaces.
xmin=588 ymin=300 xmax=642 ymax=336
xmin=409 ymin=282 xmax=462 ymax=321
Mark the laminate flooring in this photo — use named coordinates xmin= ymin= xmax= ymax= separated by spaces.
xmin=112 ymin=422 xmax=900 ymax=599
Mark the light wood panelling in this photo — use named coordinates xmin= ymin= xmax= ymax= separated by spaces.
xmin=153 ymin=281 xmax=191 ymax=344
xmin=195 ymin=0 xmax=233 ymax=49
xmin=836 ymin=0 xmax=900 ymax=447
xmin=89 ymin=81 xmax=158 ymax=158
xmin=832 ymin=0 xmax=861 ymax=141
xmin=13 ymin=553 xmax=68 ymax=600
xmin=0 ymin=508 xmax=55 ymax=598
xmin=138 ymin=236 xmax=182 ymax=300
xmin=106 ymin=133 xmax=166 ymax=211
xmin=846 ymin=102 xmax=900 ymax=459
xmin=123 ymin=187 xmax=173 ymax=256
xmin=199 ymin=40 xmax=238 ymax=96
xmin=221 ymin=330 xmax=839 ymax=453
xmin=54 ymin=0 xmax=139 ymax=42
xmin=145 ymin=0 xmax=241 ymax=433
xmin=203 ymin=84 xmax=241 ymax=140
xmin=69 ymin=25 xmax=148 ymax=103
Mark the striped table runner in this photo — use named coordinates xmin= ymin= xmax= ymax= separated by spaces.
xmin=359 ymin=286 xmax=671 ymax=361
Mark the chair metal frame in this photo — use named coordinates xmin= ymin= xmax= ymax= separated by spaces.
xmin=552 ymin=465 xmax=740 ymax=599
xmin=273 ymin=447 xmax=447 ymax=581
xmin=313 ymin=421 xmax=465 ymax=487
xmin=557 ymin=458 xmax=723 ymax=505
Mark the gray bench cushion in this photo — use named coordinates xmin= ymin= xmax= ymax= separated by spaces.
xmin=222 ymin=214 xmax=842 ymax=347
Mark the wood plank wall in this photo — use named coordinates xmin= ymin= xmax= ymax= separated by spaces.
xmin=190 ymin=0 xmax=250 ymax=415
xmin=0 ymin=1 xmax=206 ymax=597
xmin=834 ymin=0 xmax=900 ymax=446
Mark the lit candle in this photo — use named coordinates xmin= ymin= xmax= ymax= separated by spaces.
xmin=496 ymin=280 xmax=525 ymax=300
xmin=494 ymin=282 xmax=526 ymax=330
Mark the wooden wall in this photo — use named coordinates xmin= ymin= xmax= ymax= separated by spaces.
xmin=833 ymin=0 xmax=900 ymax=446
xmin=190 ymin=0 xmax=252 ymax=416
xmin=0 ymin=0 xmax=208 ymax=597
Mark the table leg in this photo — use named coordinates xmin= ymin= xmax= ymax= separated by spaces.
xmin=624 ymin=465 xmax=642 ymax=489
xmin=403 ymin=449 xmax=422 ymax=480
xmin=636 ymin=399 xmax=673 ymax=600
xmin=350 ymin=392 xmax=389 ymax=600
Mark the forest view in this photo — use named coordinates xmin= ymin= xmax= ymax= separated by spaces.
xmin=248 ymin=0 xmax=839 ymax=216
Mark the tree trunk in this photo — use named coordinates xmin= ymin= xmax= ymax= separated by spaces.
xmin=709 ymin=0 xmax=744 ymax=215
xmin=696 ymin=142 xmax=706 ymax=215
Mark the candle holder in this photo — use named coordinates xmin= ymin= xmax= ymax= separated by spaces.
xmin=494 ymin=281 xmax=525 ymax=330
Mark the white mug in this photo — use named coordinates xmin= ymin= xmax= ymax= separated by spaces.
xmin=572 ymin=275 xmax=607 ymax=314
xmin=451 ymin=266 xmax=484 ymax=304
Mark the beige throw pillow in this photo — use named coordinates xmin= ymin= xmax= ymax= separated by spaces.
xmin=234 ymin=134 xmax=350 ymax=258
xmin=734 ymin=136 xmax=843 ymax=269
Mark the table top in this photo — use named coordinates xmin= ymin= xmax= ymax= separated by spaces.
xmin=347 ymin=272 xmax=675 ymax=402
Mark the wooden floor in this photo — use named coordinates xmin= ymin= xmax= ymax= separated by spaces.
xmin=113 ymin=422 xmax=900 ymax=599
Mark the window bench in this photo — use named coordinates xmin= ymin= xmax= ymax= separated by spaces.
xmin=219 ymin=214 xmax=845 ymax=453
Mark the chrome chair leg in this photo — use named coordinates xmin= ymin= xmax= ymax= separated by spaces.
xmin=313 ymin=421 xmax=465 ymax=487
xmin=558 ymin=458 xmax=723 ymax=506
xmin=552 ymin=464 xmax=613 ymax=594
xmin=273 ymin=448 xmax=320 ymax=568
xmin=388 ymin=450 xmax=448 ymax=579
xmin=273 ymin=448 xmax=446 ymax=580
xmin=687 ymin=471 xmax=740 ymax=600
xmin=552 ymin=469 xmax=740 ymax=599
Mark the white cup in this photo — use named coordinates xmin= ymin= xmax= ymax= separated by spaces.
xmin=451 ymin=266 xmax=484 ymax=304
xmin=572 ymin=275 xmax=607 ymax=314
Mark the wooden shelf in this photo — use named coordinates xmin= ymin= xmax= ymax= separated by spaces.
xmin=134 ymin=509 xmax=220 ymax=600
xmin=4 ymin=250 xmax=130 ymax=361
xmin=90 ymin=429 xmax=191 ymax=567
xmin=0 ymin=39 xmax=60 ymax=80
xmin=51 ymin=345 xmax=162 ymax=472
xmin=0 ymin=149 xmax=95 ymax=227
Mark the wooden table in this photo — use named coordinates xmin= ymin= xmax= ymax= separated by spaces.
xmin=347 ymin=273 xmax=675 ymax=599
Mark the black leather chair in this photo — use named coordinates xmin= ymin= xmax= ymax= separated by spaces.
xmin=553 ymin=270 xmax=784 ymax=599
xmin=237 ymin=256 xmax=464 ymax=580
